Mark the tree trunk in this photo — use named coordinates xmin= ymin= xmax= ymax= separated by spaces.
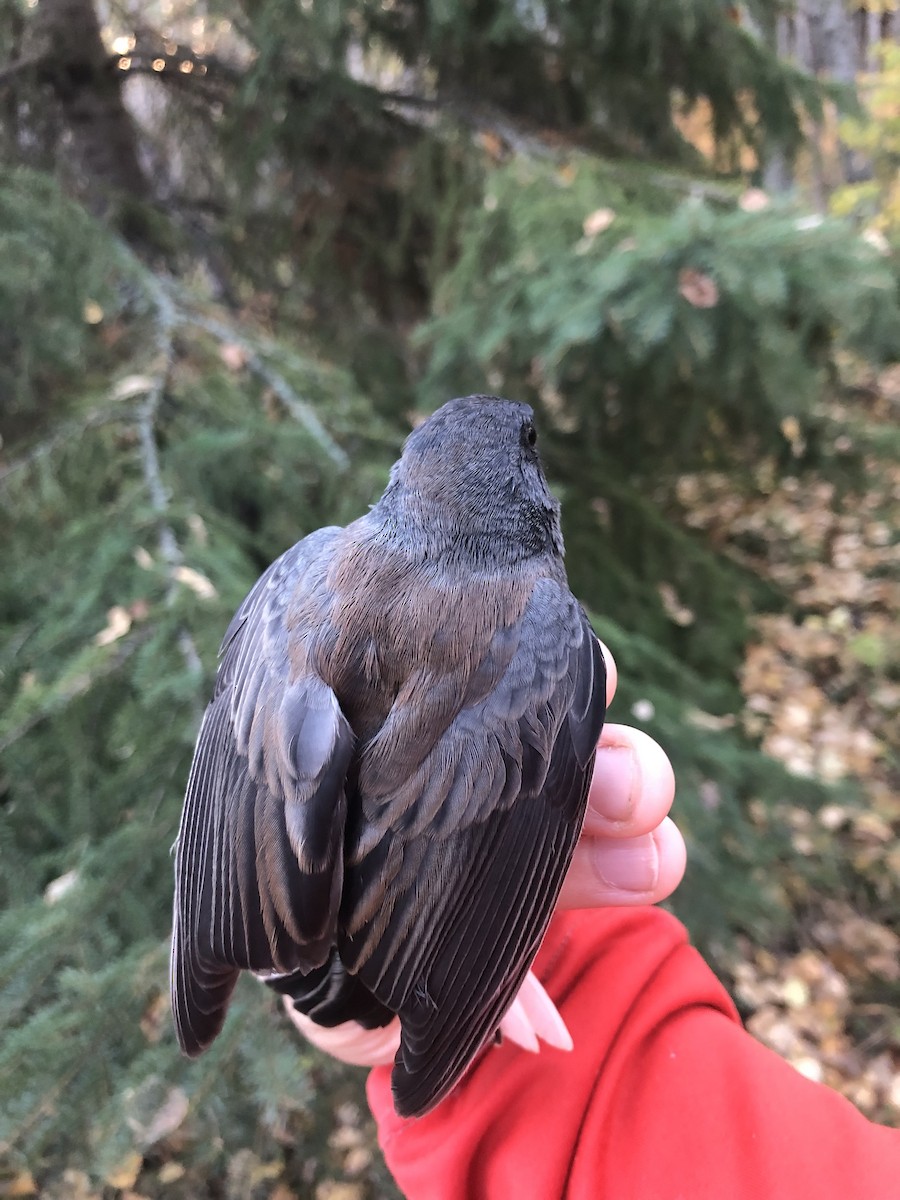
xmin=27 ymin=0 xmax=149 ymax=213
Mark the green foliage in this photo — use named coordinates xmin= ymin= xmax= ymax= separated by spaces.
xmin=2 ymin=0 xmax=898 ymax=1188
xmin=0 ymin=171 xmax=140 ymax=431
xmin=0 ymin=240 xmax=396 ymax=1185
xmin=832 ymin=43 xmax=900 ymax=244
xmin=423 ymin=158 xmax=900 ymax=479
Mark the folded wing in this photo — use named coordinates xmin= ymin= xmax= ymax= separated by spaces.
xmin=170 ymin=529 xmax=355 ymax=1056
xmin=339 ymin=579 xmax=606 ymax=1116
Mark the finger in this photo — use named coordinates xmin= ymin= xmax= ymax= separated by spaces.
xmin=558 ymin=815 xmax=686 ymax=910
xmin=581 ymin=723 xmax=675 ymax=837
xmin=282 ymin=997 xmax=401 ymax=1066
xmin=598 ymin=639 xmax=617 ymax=708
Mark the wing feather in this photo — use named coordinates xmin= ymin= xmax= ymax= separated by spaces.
xmin=339 ymin=582 xmax=605 ymax=1115
xmin=170 ymin=530 xmax=356 ymax=1056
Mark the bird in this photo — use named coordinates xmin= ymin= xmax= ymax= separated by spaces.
xmin=170 ymin=394 xmax=606 ymax=1118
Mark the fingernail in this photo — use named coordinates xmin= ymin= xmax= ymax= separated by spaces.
xmin=592 ymin=745 xmax=636 ymax=823
xmin=594 ymin=834 xmax=659 ymax=893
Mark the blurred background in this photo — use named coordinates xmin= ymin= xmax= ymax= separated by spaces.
xmin=1 ymin=1 xmax=899 ymax=1195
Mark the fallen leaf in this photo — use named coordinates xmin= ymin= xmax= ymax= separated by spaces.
xmin=173 ymin=566 xmax=218 ymax=600
xmin=792 ymin=1056 xmax=824 ymax=1083
xmin=137 ymin=1087 xmax=189 ymax=1147
xmin=112 ymin=375 xmax=155 ymax=401
xmin=315 ymin=1184 xmax=364 ymax=1200
xmin=1 ymin=1170 xmax=37 ymax=1196
xmin=94 ymin=605 xmax=132 ymax=646
xmin=582 ymin=208 xmax=616 ymax=237
xmin=140 ymin=991 xmax=169 ymax=1043
xmin=780 ymin=415 xmax=805 ymax=455
xmin=104 ymin=1152 xmax=142 ymax=1190
xmin=187 ymin=513 xmax=209 ymax=545
xmin=677 ymin=268 xmax=719 ymax=308
xmin=44 ymin=869 xmax=79 ymax=905
xmin=219 ymin=342 xmax=249 ymax=372
xmin=739 ymin=188 xmax=770 ymax=212
xmin=658 ymin=582 xmax=695 ymax=626
xmin=343 ymin=1147 xmax=373 ymax=1176
xmin=478 ymin=131 xmax=504 ymax=160
xmin=782 ymin=977 xmax=810 ymax=1009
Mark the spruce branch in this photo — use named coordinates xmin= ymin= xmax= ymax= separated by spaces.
xmin=0 ymin=635 xmax=145 ymax=754
xmin=0 ymin=404 xmax=139 ymax=486
xmin=181 ymin=309 xmax=350 ymax=468
xmin=134 ymin=274 xmax=203 ymax=681
xmin=0 ymin=1034 xmax=107 ymax=1157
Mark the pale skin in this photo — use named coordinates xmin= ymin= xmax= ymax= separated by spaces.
xmin=283 ymin=641 xmax=687 ymax=1064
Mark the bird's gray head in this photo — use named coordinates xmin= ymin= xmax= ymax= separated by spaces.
xmin=375 ymin=395 xmax=563 ymax=564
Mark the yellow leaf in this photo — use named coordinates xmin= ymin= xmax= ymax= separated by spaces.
xmin=104 ymin=1151 xmax=142 ymax=1189
xmin=782 ymin=977 xmax=810 ymax=1009
xmin=315 ymin=1184 xmax=364 ymax=1200
xmin=94 ymin=605 xmax=132 ymax=646
xmin=582 ymin=207 xmax=616 ymax=237
xmin=173 ymin=566 xmax=218 ymax=600
xmin=686 ymin=708 xmax=736 ymax=732
xmin=157 ymin=1163 xmax=185 ymax=1184
xmin=2 ymin=1170 xmax=37 ymax=1196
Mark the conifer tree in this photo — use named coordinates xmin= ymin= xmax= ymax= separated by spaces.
xmin=1 ymin=1 xmax=897 ymax=1192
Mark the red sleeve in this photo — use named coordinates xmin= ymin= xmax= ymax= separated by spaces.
xmin=367 ymin=908 xmax=900 ymax=1199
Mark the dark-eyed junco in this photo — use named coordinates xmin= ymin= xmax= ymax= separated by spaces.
xmin=171 ymin=394 xmax=605 ymax=1116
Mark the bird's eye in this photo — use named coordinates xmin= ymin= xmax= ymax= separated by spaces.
xmin=523 ymin=423 xmax=537 ymax=449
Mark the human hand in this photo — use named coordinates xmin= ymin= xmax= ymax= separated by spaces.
xmin=283 ymin=641 xmax=685 ymax=1064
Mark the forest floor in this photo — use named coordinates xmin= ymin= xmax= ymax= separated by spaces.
xmin=267 ymin=374 xmax=900 ymax=1200
xmin=677 ymin=364 xmax=900 ymax=1127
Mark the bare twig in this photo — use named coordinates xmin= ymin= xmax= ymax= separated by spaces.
xmin=134 ymin=273 xmax=203 ymax=680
